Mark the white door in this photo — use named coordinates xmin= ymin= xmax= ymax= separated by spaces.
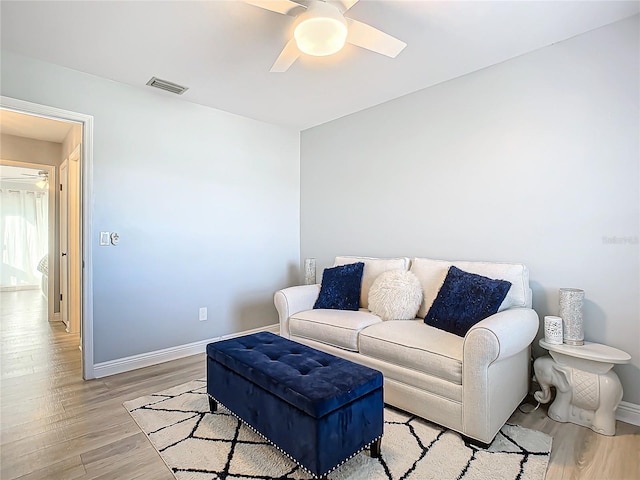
xmin=60 ymin=160 xmax=69 ymax=330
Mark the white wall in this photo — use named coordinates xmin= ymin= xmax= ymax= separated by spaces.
xmin=62 ymin=124 xmax=82 ymax=160
xmin=1 ymin=51 xmax=300 ymax=363
xmin=301 ymin=17 xmax=639 ymax=404
xmin=0 ymin=133 xmax=62 ymax=166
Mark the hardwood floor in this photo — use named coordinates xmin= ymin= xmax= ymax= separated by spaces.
xmin=0 ymin=290 xmax=204 ymax=480
xmin=1 ymin=290 xmax=638 ymax=479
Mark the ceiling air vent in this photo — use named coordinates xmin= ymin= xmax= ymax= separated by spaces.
xmin=146 ymin=77 xmax=189 ymax=95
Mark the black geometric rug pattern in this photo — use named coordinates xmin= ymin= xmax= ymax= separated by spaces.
xmin=124 ymin=379 xmax=551 ymax=480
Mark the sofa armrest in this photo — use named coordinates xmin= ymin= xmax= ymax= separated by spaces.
xmin=274 ymin=284 xmax=321 ymax=338
xmin=464 ymin=308 xmax=539 ymax=363
xmin=462 ymin=308 xmax=539 ymax=443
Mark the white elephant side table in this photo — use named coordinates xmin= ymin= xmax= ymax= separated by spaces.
xmin=534 ymin=339 xmax=631 ymax=436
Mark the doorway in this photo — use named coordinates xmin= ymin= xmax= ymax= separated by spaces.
xmin=1 ymin=96 xmax=94 ymax=379
xmin=0 ymin=163 xmax=53 ymax=301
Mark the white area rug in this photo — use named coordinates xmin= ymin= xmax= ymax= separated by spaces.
xmin=124 ymin=379 xmax=551 ymax=480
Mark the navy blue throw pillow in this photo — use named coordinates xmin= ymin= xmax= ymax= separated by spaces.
xmin=424 ymin=266 xmax=511 ymax=337
xmin=313 ymin=262 xmax=365 ymax=311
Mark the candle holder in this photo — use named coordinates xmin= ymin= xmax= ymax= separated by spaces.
xmin=559 ymin=288 xmax=584 ymax=346
xmin=304 ymin=258 xmax=316 ymax=285
xmin=544 ymin=316 xmax=563 ymax=345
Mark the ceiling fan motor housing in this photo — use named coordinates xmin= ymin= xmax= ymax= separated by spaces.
xmin=294 ymin=1 xmax=348 ymax=56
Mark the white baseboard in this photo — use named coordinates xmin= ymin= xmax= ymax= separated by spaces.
xmin=617 ymin=401 xmax=640 ymax=426
xmin=93 ymin=324 xmax=279 ymax=379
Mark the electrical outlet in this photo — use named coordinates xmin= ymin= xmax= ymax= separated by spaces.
xmin=199 ymin=307 xmax=207 ymax=321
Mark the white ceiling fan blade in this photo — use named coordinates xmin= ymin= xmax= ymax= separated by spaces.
xmin=270 ymin=38 xmax=300 ymax=72
xmin=346 ymin=18 xmax=407 ymax=58
xmin=243 ymin=0 xmax=305 ymax=16
xmin=329 ymin=0 xmax=359 ymax=13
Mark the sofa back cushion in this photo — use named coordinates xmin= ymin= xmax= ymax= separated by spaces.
xmin=334 ymin=256 xmax=410 ymax=310
xmin=410 ymin=258 xmax=531 ymax=318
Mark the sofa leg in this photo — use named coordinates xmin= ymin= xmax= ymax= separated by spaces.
xmin=462 ymin=435 xmax=490 ymax=450
xmin=208 ymin=396 xmax=217 ymax=412
xmin=370 ymin=437 xmax=382 ymax=458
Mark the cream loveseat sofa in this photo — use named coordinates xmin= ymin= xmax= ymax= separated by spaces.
xmin=274 ymin=256 xmax=539 ymax=444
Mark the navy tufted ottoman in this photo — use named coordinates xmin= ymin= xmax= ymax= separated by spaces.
xmin=206 ymin=331 xmax=383 ymax=479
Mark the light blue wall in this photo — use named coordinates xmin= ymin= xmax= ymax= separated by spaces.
xmin=300 ymin=17 xmax=640 ymax=403
xmin=1 ymin=52 xmax=300 ymax=363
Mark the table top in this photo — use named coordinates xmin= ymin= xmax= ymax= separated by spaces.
xmin=539 ymin=339 xmax=631 ymax=364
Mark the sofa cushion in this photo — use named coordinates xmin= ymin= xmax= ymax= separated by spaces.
xmin=334 ymin=256 xmax=410 ymax=310
xmin=289 ymin=309 xmax=382 ymax=352
xmin=410 ymin=257 xmax=530 ymax=318
xmin=368 ymin=270 xmax=423 ymax=321
xmin=424 ymin=266 xmax=511 ymax=337
xmin=359 ymin=320 xmax=464 ymax=385
xmin=314 ymin=262 xmax=364 ymax=311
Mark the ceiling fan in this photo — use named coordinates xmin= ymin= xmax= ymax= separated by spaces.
xmin=1 ymin=170 xmax=49 ymax=189
xmin=244 ymin=0 xmax=407 ymax=72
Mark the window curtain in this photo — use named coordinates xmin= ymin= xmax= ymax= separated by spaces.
xmin=0 ymin=188 xmax=48 ymax=288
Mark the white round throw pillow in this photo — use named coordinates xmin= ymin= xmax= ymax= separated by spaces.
xmin=368 ymin=270 xmax=423 ymax=321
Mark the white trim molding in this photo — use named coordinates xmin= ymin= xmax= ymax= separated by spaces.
xmin=93 ymin=324 xmax=280 ymax=378
xmin=616 ymin=401 xmax=640 ymax=427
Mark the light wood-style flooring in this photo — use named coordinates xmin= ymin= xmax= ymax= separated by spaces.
xmin=1 ymin=290 xmax=638 ymax=479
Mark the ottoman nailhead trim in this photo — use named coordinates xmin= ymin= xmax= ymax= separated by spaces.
xmin=207 ymin=394 xmax=382 ymax=479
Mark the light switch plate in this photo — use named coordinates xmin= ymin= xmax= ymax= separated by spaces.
xmin=110 ymin=232 xmax=120 ymax=246
xmin=100 ymin=232 xmax=110 ymax=246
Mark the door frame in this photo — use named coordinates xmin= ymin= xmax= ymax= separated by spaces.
xmin=1 ymin=96 xmax=95 ymax=380
xmin=59 ymin=158 xmax=69 ymax=330
xmin=0 ymin=159 xmax=56 ymax=320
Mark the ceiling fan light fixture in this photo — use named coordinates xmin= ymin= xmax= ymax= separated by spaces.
xmin=35 ymin=171 xmax=49 ymax=189
xmin=294 ymin=2 xmax=348 ymax=57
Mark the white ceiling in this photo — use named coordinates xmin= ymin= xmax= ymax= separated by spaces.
xmin=1 ymin=1 xmax=638 ymax=130
xmin=0 ymin=109 xmax=74 ymax=143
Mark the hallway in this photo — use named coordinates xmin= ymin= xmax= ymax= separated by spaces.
xmin=1 ymin=290 xmax=80 ymax=388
